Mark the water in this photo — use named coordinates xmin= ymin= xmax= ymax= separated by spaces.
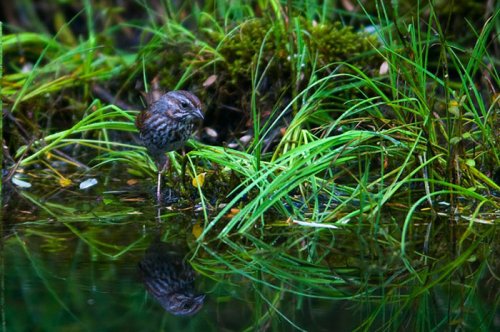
xmin=2 ymin=177 xmax=498 ymax=331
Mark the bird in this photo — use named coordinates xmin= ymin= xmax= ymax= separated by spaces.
xmin=135 ymin=90 xmax=204 ymax=203
xmin=138 ymin=240 xmax=205 ymax=316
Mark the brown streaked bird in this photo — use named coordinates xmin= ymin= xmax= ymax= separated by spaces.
xmin=135 ymin=90 xmax=204 ymax=203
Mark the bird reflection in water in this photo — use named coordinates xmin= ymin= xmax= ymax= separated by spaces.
xmin=139 ymin=240 xmax=205 ymax=315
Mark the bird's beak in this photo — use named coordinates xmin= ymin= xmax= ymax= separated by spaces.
xmin=193 ymin=108 xmax=204 ymax=120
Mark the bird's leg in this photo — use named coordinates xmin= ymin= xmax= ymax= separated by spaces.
xmin=156 ymin=169 xmax=162 ymax=204
xmin=180 ymin=150 xmax=189 ymax=190
xmin=156 ymin=156 xmax=170 ymax=204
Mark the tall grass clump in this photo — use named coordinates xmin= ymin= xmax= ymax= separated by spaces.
xmin=182 ymin=1 xmax=499 ymax=239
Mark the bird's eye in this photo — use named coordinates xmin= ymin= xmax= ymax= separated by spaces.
xmin=180 ymin=101 xmax=189 ymax=109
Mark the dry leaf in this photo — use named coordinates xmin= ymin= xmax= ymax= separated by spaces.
xmin=59 ymin=177 xmax=72 ymax=187
xmin=12 ymin=177 xmax=32 ymax=188
xmin=204 ymin=127 xmax=218 ymax=138
xmin=192 ymin=222 xmax=204 ymax=239
xmin=203 ymin=74 xmax=217 ymax=87
xmin=379 ymin=61 xmax=389 ymax=75
xmin=80 ymin=178 xmax=98 ymax=189
xmin=341 ymin=0 xmax=355 ymax=11
xmin=192 ymin=172 xmax=206 ymax=188
xmin=127 ymin=179 xmax=139 ymax=186
xmin=227 ymin=208 xmax=240 ymax=218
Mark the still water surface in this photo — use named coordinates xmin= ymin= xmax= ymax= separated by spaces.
xmin=2 ymin=179 xmax=498 ymax=331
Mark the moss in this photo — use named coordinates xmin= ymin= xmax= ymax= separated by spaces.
xmin=308 ymin=22 xmax=379 ymax=70
xmin=145 ymin=17 xmax=380 ymax=96
xmin=212 ymin=18 xmax=380 ymax=84
xmin=216 ymin=19 xmax=288 ymax=82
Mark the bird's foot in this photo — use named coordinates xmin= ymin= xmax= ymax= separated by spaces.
xmin=155 ymin=185 xmax=179 ymax=206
